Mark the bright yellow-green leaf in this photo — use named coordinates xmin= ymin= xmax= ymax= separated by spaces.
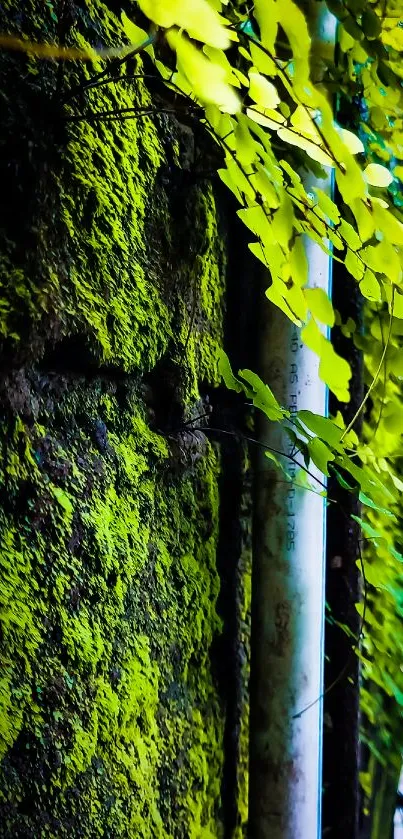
xmin=248 ymin=72 xmax=280 ymax=109
xmin=154 ymin=58 xmax=172 ymax=80
xmin=351 ymin=199 xmax=376 ymax=242
xmin=383 ymin=405 xmax=403 ymax=435
xmin=250 ymin=164 xmax=280 ymax=208
xmin=232 ymin=67 xmax=249 ymax=87
xmin=277 ymin=127 xmax=335 ymax=167
xmin=371 ymin=202 xmax=403 ymax=246
xmin=360 ymin=269 xmax=382 ymax=302
xmin=218 ymin=157 xmax=255 ymax=200
xmin=362 ymin=241 xmax=401 ymax=283
xmin=234 ymin=115 xmax=258 ymax=167
xmin=339 ymin=218 xmax=361 ymax=251
xmin=290 ymin=105 xmax=320 ymax=139
xmin=254 ymin=0 xmax=279 ymax=54
xmin=390 ymin=289 xmax=403 ymax=319
xmin=338 ymin=127 xmax=365 ymax=155
xmin=345 ymin=249 xmax=365 ymax=281
xmin=137 ymin=0 xmax=180 ymax=29
xmin=364 ymin=163 xmax=394 ymax=188
xmin=285 ymin=281 xmax=308 ymax=321
xmin=302 ymin=321 xmax=351 ymax=400
xmin=138 ymin=0 xmax=232 ymax=48
xmin=339 ymin=24 xmax=355 ymax=52
xmin=299 ymin=410 xmax=344 ymax=448
xmin=270 ymin=196 xmax=294 ymax=248
xmin=238 ymin=368 xmax=288 ymax=421
xmin=308 ymin=437 xmax=335 ymax=476
xmin=278 ymin=0 xmax=311 ymax=85
xmin=280 ymin=160 xmax=307 ymax=201
xmin=237 ymin=205 xmax=275 ymax=243
xmin=301 ymin=317 xmax=323 ymax=355
xmin=290 ymin=237 xmax=308 ymax=287
xmin=266 ymin=279 xmax=304 ymax=325
xmin=167 ymin=31 xmax=241 ymax=112
xmin=203 ymin=45 xmax=241 ymax=86
xmin=313 ymin=188 xmax=340 ymax=225
xmin=392 ymin=473 xmax=403 ymax=493
xmin=249 ymin=41 xmax=278 ymax=76
xmin=382 ymin=24 xmax=403 ymax=52
xmin=121 ymin=13 xmax=154 ymax=55
xmin=319 ymin=340 xmax=351 ymax=402
xmin=336 ymin=162 xmax=367 ymax=204
xmin=218 ymin=350 xmax=243 ymax=392
xmin=246 ymin=106 xmax=285 ymax=131
xmin=370 ymin=196 xmax=389 ymax=209
xmin=205 ymin=105 xmax=235 ymax=144
xmin=304 ymin=287 xmax=335 ymax=327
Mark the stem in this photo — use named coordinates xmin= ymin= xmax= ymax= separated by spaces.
xmin=341 ymin=286 xmax=395 ymax=441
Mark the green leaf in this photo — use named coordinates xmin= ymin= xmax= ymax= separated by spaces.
xmin=304 ymin=288 xmax=335 ymax=327
xmin=237 ymin=205 xmax=275 ymax=243
xmin=308 ymin=437 xmax=335 ymax=476
xmin=345 ymin=249 xmax=365 ymax=281
xmin=264 ymin=450 xmax=292 ymax=480
xmin=121 ymin=13 xmax=154 ymax=56
xmin=139 ymin=0 xmax=232 ymax=48
xmin=359 ymin=269 xmax=382 ymax=302
xmin=254 ymin=0 xmax=279 ymax=54
xmin=238 ymin=368 xmax=289 ymax=421
xmin=298 ymin=410 xmax=344 ymax=448
xmin=383 ymin=404 xmax=403 ymax=434
xmin=218 ymin=350 xmax=243 ymax=393
xmin=372 ymin=202 xmax=403 ymax=245
xmin=351 ymin=199 xmax=376 ymax=242
xmin=301 ymin=317 xmax=323 ymax=355
xmin=166 ymin=31 xmax=241 ymax=113
xmin=277 ymin=127 xmax=335 ymax=167
xmin=390 ymin=289 xmax=403 ymax=319
xmin=351 ymin=515 xmax=385 ymax=543
xmin=248 ymin=72 xmax=280 ymax=109
xmin=218 ymin=158 xmax=255 ymax=200
xmin=359 ymin=491 xmax=396 ymax=519
xmin=234 ymin=115 xmax=257 ymax=167
xmin=319 ymin=339 xmax=352 ymax=402
xmin=290 ymin=237 xmax=308 ymax=287
xmin=364 ymin=164 xmax=394 ymax=188
xmin=331 ymin=467 xmax=356 ymax=491
xmin=339 ymin=219 xmax=361 ymax=251
xmin=251 ymin=164 xmax=280 ymax=208
xmin=313 ymin=188 xmax=340 ymax=225
xmin=338 ymin=128 xmax=364 ymax=155
xmin=246 ymin=106 xmax=285 ymax=131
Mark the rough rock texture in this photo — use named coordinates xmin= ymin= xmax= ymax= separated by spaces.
xmin=0 ymin=2 xmax=251 ymax=836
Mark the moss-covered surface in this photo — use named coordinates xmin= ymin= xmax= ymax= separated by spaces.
xmin=0 ymin=2 xmax=236 ymax=835
xmin=0 ymin=372 xmax=224 ymax=837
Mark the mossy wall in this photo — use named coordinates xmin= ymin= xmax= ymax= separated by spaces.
xmin=0 ymin=2 xmax=249 ymax=836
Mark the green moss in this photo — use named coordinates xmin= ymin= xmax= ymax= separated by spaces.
xmin=0 ymin=1 xmax=225 ymax=385
xmin=0 ymin=1 xmax=230 ymax=835
xmin=0 ymin=378 xmax=225 ymax=836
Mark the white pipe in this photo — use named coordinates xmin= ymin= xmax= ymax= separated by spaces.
xmin=248 ymin=6 xmax=336 ymax=838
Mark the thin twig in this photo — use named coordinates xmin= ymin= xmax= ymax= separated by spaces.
xmin=63 ymin=32 xmax=157 ymax=103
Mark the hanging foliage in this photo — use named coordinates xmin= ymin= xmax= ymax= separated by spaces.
xmin=118 ymin=0 xmax=403 ymax=786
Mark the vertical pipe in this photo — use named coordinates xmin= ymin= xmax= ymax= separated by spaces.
xmin=248 ymin=6 xmax=336 ymax=837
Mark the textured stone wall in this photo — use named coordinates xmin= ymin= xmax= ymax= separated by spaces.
xmin=0 ymin=3 xmax=247 ymax=836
